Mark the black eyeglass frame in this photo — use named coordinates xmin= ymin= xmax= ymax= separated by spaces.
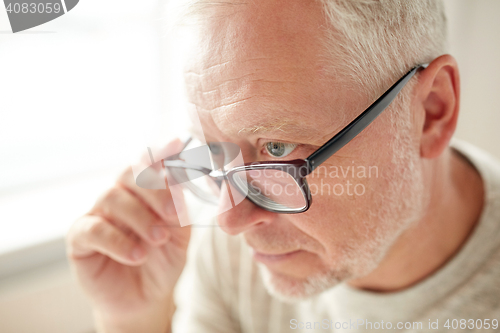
xmin=163 ymin=63 xmax=429 ymax=214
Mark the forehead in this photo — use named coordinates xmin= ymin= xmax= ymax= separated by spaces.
xmin=184 ymin=0 xmax=354 ymax=143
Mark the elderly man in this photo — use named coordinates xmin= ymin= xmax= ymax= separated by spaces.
xmin=67 ymin=0 xmax=500 ymax=332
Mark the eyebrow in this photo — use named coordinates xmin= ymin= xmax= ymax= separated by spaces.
xmin=189 ymin=111 xmax=342 ymax=144
xmin=236 ymin=120 xmax=321 ymax=143
xmin=237 ymin=120 xmax=291 ymax=135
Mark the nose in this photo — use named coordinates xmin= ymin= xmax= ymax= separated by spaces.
xmin=216 ymin=179 xmax=275 ymax=235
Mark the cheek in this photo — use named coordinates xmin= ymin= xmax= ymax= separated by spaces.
xmin=305 ymin=159 xmax=386 ymax=210
xmin=289 ymin=162 xmax=393 ymax=250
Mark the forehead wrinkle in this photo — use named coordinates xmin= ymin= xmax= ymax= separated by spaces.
xmin=188 ymin=96 xmax=258 ymax=116
xmin=185 ymin=70 xmax=305 ymax=119
xmin=185 ymin=58 xmax=302 ymax=77
xmin=184 ymin=71 xmax=258 ymax=110
xmin=185 ymin=64 xmax=351 ymax=145
xmin=185 ymin=57 xmax=277 ymax=77
xmin=185 ymin=62 xmax=304 ymax=97
xmin=182 ymin=1 xmax=351 ymax=146
xmin=186 ymin=74 xmax=348 ymax=144
xmin=184 ymin=55 xmax=306 ymax=97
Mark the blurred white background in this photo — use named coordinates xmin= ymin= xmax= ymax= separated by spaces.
xmin=0 ymin=0 xmax=498 ymax=332
xmin=0 ymin=0 xmax=189 ymax=332
xmin=446 ymin=0 xmax=500 ymax=159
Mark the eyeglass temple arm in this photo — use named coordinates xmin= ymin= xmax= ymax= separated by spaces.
xmin=305 ymin=63 xmax=429 ymax=173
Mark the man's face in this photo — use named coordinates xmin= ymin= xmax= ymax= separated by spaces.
xmin=184 ymin=0 xmax=426 ymax=301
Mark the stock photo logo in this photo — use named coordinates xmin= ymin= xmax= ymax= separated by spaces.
xmin=135 ymin=142 xmax=247 ymax=226
xmin=3 ymin=0 xmax=79 ymax=33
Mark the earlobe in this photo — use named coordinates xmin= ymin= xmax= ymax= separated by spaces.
xmin=418 ymin=55 xmax=461 ymax=159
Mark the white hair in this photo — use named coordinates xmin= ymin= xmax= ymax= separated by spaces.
xmin=318 ymin=0 xmax=447 ymax=100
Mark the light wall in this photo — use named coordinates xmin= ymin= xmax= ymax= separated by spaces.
xmin=445 ymin=0 xmax=500 ymax=159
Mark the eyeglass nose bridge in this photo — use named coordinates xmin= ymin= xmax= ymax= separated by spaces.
xmin=208 ymin=169 xmax=226 ymax=180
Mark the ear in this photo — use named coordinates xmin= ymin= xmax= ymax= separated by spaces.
xmin=415 ymin=54 xmax=460 ymax=159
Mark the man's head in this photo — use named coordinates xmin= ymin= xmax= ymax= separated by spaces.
xmin=177 ymin=0 xmax=459 ymax=301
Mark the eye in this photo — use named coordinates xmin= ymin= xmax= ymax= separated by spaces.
xmin=265 ymin=142 xmax=297 ymax=158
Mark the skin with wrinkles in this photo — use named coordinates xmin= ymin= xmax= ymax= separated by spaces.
xmin=183 ymin=0 xmax=484 ymax=301
xmin=66 ymin=1 xmax=484 ymax=331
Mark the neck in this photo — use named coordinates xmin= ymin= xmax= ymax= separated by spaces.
xmin=347 ymin=147 xmax=484 ymax=292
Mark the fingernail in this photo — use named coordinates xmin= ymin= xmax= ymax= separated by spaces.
xmin=150 ymin=227 xmax=167 ymax=241
xmin=131 ymin=246 xmax=145 ymax=261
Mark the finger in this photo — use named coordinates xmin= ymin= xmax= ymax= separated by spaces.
xmin=164 ymin=170 xmax=192 ymax=228
xmin=67 ymin=215 xmax=147 ymax=266
xmin=120 ymin=139 xmax=186 ymax=221
xmin=117 ymin=167 xmax=177 ymax=221
xmin=91 ymin=186 xmax=171 ymax=246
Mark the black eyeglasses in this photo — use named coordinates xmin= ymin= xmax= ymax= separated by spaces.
xmin=163 ymin=64 xmax=428 ymax=214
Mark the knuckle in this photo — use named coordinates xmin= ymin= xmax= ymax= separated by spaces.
xmin=85 ymin=217 xmax=131 ymax=254
xmin=106 ymin=227 xmax=134 ymax=255
xmin=65 ymin=215 xmax=101 ymax=258
xmin=115 ymin=235 xmax=133 ymax=254
xmin=95 ymin=186 xmax=126 ymax=217
xmin=85 ymin=216 xmax=108 ymax=239
xmin=102 ymin=186 xmax=123 ymax=205
xmin=65 ymin=222 xmax=80 ymax=255
xmin=141 ymin=210 xmax=157 ymax=227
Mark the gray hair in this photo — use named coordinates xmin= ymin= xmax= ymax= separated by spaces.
xmin=319 ymin=0 xmax=447 ymax=100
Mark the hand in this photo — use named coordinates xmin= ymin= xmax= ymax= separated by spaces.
xmin=66 ymin=139 xmax=190 ymax=332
